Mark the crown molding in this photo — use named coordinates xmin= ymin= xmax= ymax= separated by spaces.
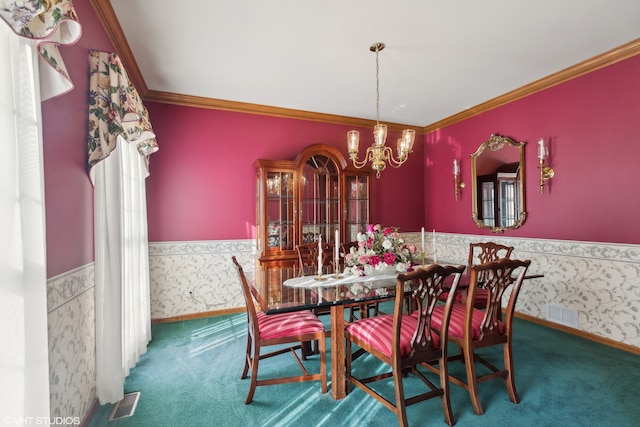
xmin=423 ymin=38 xmax=640 ymax=133
xmin=89 ymin=1 xmax=639 ymax=133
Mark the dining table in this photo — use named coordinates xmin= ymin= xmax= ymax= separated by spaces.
xmin=247 ymin=264 xmax=401 ymax=399
xmin=247 ymin=263 xmax=543 ymax=400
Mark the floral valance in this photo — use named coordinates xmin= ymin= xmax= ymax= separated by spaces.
xmin=88 ymin=50 xmax=158 ymax=184
xmin=0 ymin=0 xmax=81 ymax=100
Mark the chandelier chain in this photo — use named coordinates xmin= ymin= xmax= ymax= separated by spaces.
xmin=375 ymin=45 xmax=380 ymax=125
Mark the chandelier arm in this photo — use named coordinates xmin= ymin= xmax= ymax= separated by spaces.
xmin=349 ymin=146 xmax=375 ymax=169
xmin=381 ymin=146 xmax=408 ymax=168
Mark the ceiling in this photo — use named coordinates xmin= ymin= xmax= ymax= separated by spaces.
xmin=104 ymin=0 xmax=640 ymax=129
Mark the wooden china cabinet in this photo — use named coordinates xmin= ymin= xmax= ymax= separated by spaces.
xmin=255 ymin=144 xmax=371 ymax=269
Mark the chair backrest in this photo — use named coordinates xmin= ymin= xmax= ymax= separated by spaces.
xmin=232 ymin=256 xmax=259 ymax=338
xmin=296 ymin=242 xmax=318 ymax=270
xmin=296 ymin=241 xmax=334 ymax=275
xmin=340 ymin=241 xmax=359 ymax=256
xmin=468 ymin=242 xmax=514 ymax=281
xmin=396 ymin=264 xmax=466 ymax=362
xmin=467 ymin=258 xmax=531 ymax=341
xmin=340 ymin=241 xmax=359 ymax=268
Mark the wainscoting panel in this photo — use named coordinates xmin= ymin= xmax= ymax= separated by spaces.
xmin=47 ymin=263 xmax=95 ymax=423
xmin=148 ymin=240 xmax=254 ymax=319
xmin=148 ymin=235 xmax=639 ymax=349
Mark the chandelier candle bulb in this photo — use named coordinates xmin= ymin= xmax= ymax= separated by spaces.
xmin=347 ymin=130 xmax=360 ymax=152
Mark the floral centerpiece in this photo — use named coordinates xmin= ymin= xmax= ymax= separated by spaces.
xmin=343 ymin=224 xmax=418 ymax=276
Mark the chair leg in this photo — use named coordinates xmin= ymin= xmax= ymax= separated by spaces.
xmin=245 ymin=340 xmax=261 ymax=404
xmin=463 ymin=346 xmax=484 ymax=415
xmin=503 ymin=340 xmax=520 ymax=404
xmin=438 ymin=355 xmax=455 ymax=426
xmin=241 ymin=333 xmax=252 ymax=379
xmin=319 ymin=335 xmax=328 ymax=394
xmin=345 ymin=334 xmax=352 ymax=393
xmin=392 ymin=364 xmax=408 ymax=427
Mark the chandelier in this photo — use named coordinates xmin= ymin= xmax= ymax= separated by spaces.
xmin=347 ymin=42 xmax=415 ymax=178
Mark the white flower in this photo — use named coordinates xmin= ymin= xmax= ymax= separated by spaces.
xmin=395 ymin=262 xmax=408 ymax=273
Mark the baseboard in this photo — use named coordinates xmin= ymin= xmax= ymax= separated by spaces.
xmin=79 ymin=398 xmax=99 ymax=427
xmin=151 ymin=306 xmax=245 ymax=324
xmin=515 ymin=311 xmax=640 ymax=355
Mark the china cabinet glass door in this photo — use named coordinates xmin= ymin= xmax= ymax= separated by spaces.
xmin=345 ymin=174 xmax=370 ymax=242
xmin=265 ymin=171 xmax=294 ymax=251
xmin=300 ymin=155 xmax=340 ymax=245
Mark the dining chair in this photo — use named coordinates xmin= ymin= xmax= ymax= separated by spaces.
xmin=340 ymin=240 xmax=359 ymax=265
xmin=296 ymin=241 xmax=334 ymax=276
xmin=425 ymin=258 xmax=531 ymax=415
xmin=459 ymin=242 xmax=514 ymax=308
xmin=231 ymin=256 xmax=327 ymax=404
xmin=345 ymin=264 xmax=466 ymax=427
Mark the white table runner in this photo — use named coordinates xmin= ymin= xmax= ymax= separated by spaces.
xmin=284 ymin=271 xmax=398 ymax=288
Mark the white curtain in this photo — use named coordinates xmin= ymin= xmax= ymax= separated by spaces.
xmin=0 ymin=21 xmax=51 ymax=422
xmin=93 ymin=135 xmax=152 ymax=404
xmin=88 ymin=50 xmax=157 ymax=405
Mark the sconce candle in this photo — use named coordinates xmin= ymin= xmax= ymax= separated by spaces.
xmin=453 ymin=159 xmax=465 ymax=200
xmin=537 ymin=138 xmax=555 ymax=194
xmin=432 ymin=229 xmax=437 ymax=264
xmin=538 ymin=138 xmax=547 ymax=160
xmin=317 ymin=234 xmax=323 ymax=276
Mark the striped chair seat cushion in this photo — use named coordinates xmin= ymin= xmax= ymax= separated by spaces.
xmin=257 ymin=310 xmax=324 ymax=339
xmin=455 ymin=288 xmax=488 ymax=305
xmin=431 ymin=304 xmax=504 ymax=340
xmin=346 ymin=314 xmax=439 ymax=358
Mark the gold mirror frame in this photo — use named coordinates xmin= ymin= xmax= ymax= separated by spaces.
xmin=471 ymin=134 xmax=527 ymax=233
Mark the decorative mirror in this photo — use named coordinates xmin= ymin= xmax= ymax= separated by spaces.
xmin=471 ymin=134 xmax=527 ymax=233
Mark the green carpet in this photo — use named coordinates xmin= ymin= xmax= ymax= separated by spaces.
xmin=87 ymin=306 xmax=640 ymax=427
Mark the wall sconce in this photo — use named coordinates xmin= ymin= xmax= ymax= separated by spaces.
xmin=453 ymin=159 xmax=465 ymax=200
xmin=537 ymin=138 xmax=555 ymax=194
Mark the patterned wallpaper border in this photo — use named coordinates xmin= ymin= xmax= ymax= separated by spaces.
xmin=403 ymin=232 xmax=640 ymax=264
xmin=47 ymin=262 xmax=94 ymax=313
xmin=148 ymin=239 xmax=256 ymax=257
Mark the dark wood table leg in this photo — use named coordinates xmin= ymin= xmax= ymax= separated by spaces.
xmin=330 ymin=304 xmax=346 ymax=399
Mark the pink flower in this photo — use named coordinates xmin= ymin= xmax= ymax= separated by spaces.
xmin=383 ymin=252 xmax=396 ymax=265
xmin=369 ymin=254 xmax=382 ymax=267
xmin=366 ymin=237 xmax=374 ymax=248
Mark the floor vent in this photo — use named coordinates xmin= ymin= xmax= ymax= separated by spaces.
xmin=546 ymin=303 xmax=579 ymax=328
xmin=109 ymin=392 xmax=140 ymax=421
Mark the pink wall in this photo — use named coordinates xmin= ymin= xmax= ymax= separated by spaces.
xmin=144 ymin=104 xmax=425 ymax=241
xmin=41 ymin=0 xmax=115 ymax=277
xmin=426 ymin=54 xmax=640 ymax=244
xmin=40 ymin=0 xmax=639 ymax=279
